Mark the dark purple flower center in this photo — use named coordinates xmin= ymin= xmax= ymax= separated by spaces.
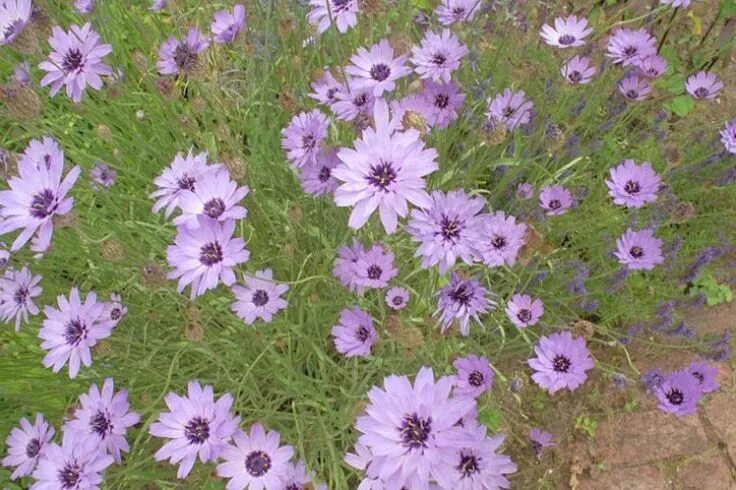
xmin=694 ymin=87 xmax=709 ymax=98
xmin=392 ymin=295 xmax=404 ymax=306
xmin=30 ymin=189 xmax=57 ymax=219
xmin=666 ymin=388 xmax=684 ymax=405
xmin=318 ymin=166 xmax=332 ymax=183
xmin=90 ymin=410 xmax=112 ymax=437
xmin=14 ymin=286 xmax=29 ymax=305
xmin=58 ymin=462 xmax=82 ymax=489
xmin=61 ymin=49 xmax=84 ymax=73
xmin=629 ymin=246 xmax=644 ymax=258
xmin=434 ymin=94 xmax=449 ymax=109
xmin=491 ymin=235 xmax=507 ymax=250
xmin=399 ymin=413 xmax=431 ymax=449
xmin=449 ymin=284 xmax=473 ymax=306
xmin=568 ymin=71 xmax=583 ymax=83
xmin=245 ymin=450 xmax=272 ymax=476
xmin=457 ymin=452 xmax=481 ymax=477
xmin=452 ymin=7 xmax=466 ymax=16
xmin=531 ymin=440 xmax=543 ymax=457
xmin=199 ymin=242 xmax=223 ymax=266
xmin=558 ymin=34 xmax=576 ymax=46
xmin=624 ymin=180 xmax=640 ymax=194
xmin=110 ymin=307 xmax=122 ymax=321
xmin=63 ymin=319 xmax=88 ymax=346
xmin=177 ymin=174 xmax=196 ymax=191
xmin=353 ymin=93 xmax=367 ymax=107
xmin=252 ymin=289 xmax=269 ymax=307
xmin=625 ymin=89 xmax=639 ymax=100
xmin=331 ymin=0 xmax=350 ymax=12
xmin=301 ymin=134 xmax=316 ymax=151
xmin=366 ymin=161 xmax=397 ymax=191
xmin=203 ymin=198 xmax=226 ymax=219
xmin=25 ymin=438 xmax=41 ymax=458
xmin=468 ymin=370 xmax=484 ymax=387
xmin=623 ymin=46 xmax=637 ymax=57
xmin=369 ymin=63 xmax=391 ymax=82
xmin=356 ymin=325 xmax=370 ymax=342
xmin=173 ymin=43 xmax=198 ymax=73
xmin=366 ymin=264 xmax=382 ymax=280
xmin=184 ymin=416 xmax=210 ymax=444
xmin=502 ymin=106 xmax=515 ymax=118
xmin=552 ymin=354 xmax=571 ymax=373
xmin=440 ymin=216 xmax=461 ymax=241
xmin=692 ymin=371 xmax=704 ymax=383
xmin=431 ymin=52 xmax=447 ymax=66
xmin=326 ymin=87 xmax=339 ymax=100
xmin=517 ymin=309 xmax=533 ymax=323
xmin=548 ymin=199 xmax=561 ymax=210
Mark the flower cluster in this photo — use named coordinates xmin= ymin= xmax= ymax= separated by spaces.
xmin=646 ymin=361 xmax=719 ymax=416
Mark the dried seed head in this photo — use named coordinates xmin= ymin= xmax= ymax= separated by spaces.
xmin=53 ymin=211 xmax=79 ymax=229
xmin=385 ymin=315 xmax=425 ymax=352
xmin=0 ymin=81 xmax=40 ymax=120
xmin=223 ymin=154 xmax=246 ymax=180
xmin=101 ymin=239 xmax=124 ymax=261
xmin=140 ymin=263 xmax=167 ymax=288
xmin=359 ymin=0 xmax=385 ymax=15
xmin=671 ymin=202 xmax=695 ymax=224
xmin=402 ymin=110 xmax=427 ymax=134
xmin=93 ymin=339 xmax=113 ymax=358
xmin=481 ymin=117 xmax=508 ymax=145
xmin=388 ymin=33 xmax=413 ymax=56
xmin=96 ymin=124 xmax=113 ymax=142
xmin=185 ymin=322 xmax=204 ymax=342
xmin=131 ymin=49 xmax=149 ymax=74
xmin=277 ymin=91 xmax=298 ymax=112
xmin=288 ymin=205 xmax=303 ymax=222
xmin=29 ymin=7 xmax=52 ymax=43
xmin=191 ymin=96 xmax=206 ymax=113
xmin=155 ymin=77 xmax=177 ymax=100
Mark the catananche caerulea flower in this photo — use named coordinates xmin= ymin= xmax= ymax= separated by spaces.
xmin=540 ymin=16 xmax=592 ymax=48
xmin=0 ymin=265 xmax=42 ymax=331
xmin=156 ymin=26 xmax=209 ymax=76
xmin=476 ymin=211 xmax=527 ymax=267
xmin=89 ymin=161 xmax=117 ymax=189
xmin=39 ymin=23 xmax=112 ymax=103
xmin=390 ymin=94 xmax=434 ymax=132
xmin=333 ymin=238 xmax=365 ymax=293
xmin=529 ymin=428 xmax=554 ymax=460
xmin=283 ymin=460 xmax=327 ymax=490
xmin=64 ymin=378 xmax=141 ymax=464
xmin=2 ymin=413 xmax=55 ymax=480
xmin=529 ymin=331 xmax=595 ymax=394
xmin=353 ymin=243 xmax=398 ymax=290
xmin=74 ymin=0 xmax=95 ymax=14
xmin=619 ymin=73 xmax=651 ymax=101
xmin=231 ymin=269 xmax=289 ymax=325
xmin=309 ymin=69 xmax=344 ymax=107
xmin=606 ymin=28 xmax=657 ymax=66
xmin=308 ymin=0 xmax=359 ymax=34
xmin=561 ymin=55 xmax=596 ymax=84
xmin=686 ymin=361 xmax=719 ymax=394
xmin=345 ymin=39 xmax=411 ymax=97
xmin=281 ymin=109 xmax=330 ymax=169
xmin=436 ymin=0 xmax=481 ymax=26
xmin=149 ymin=381 xmax=240 ymax=479
xmin=385 ymin=286 xmax=410 ymax=310
xmin=721 ymin=118 xmax=736 ymax=154
xmin=333 ymin=98 xmax=439 ymax=234
xmin=101 ymin=293 xmax=127 ymax=327
xmin=31 ymin=431 xmax=113 ymax=490
xmin=14 ymin=61 xmax=30 ymax=85
xmin=0 ymin=0 xmax=32 ymax=45
xmin=435 ymin=272 xmax=495 ymax=336
xmin=19 ymin=136 xmax=62 ymax=169
xmin=686 ymin=71 xmax=723 ymax=100
xmin=211 ymin=4 xmax=246 ymax=44
xmin=655 ymin=370 xmax=701 ymax=416
xmin=150 ymin=0 xmax=167 ymax=12
xmin=505 ymin=294 xmax=544 ymax=328
xmin=486 ymin=89 xmax=534 ymax=130
xmin=173 ymin=169 xmax=249 ymax=227
xmin=606 ymin=160 xmax=660 ymax=208
xmin=411 ymin=29 xmax=468 ymax=82
xmin=614 ymin=228 xmax=664 ymax=271
xmin=299 ymin=148 xmax=340 ymax=196
xmin=422 ymin=80 xmax=465 ymax=129
xmin=331 ymin=306 xmax=377 ymax=358
xmin=635 ymin=55 xmax=667 ymax=78
xmin=332 ymin=81 xmax=375 ymax=122
xmin=453 ymin=354 xmax=494 ymax=398
xmin=661 ymin=0 xmax=690 ymax=8
xmin=539 ymin=185 xmax=573 ymax=215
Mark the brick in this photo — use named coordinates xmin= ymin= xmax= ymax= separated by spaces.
xmin=704 ymin=393 xmax=736 ymax=463
xmin=677 ymin=454 xmax=735 ymax=489
xmin=585 ymin=465 xmax=669 ymax=490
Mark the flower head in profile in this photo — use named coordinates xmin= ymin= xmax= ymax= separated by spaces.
xmin=231 ymin=268 xmax=289 ymax=325
xmin=453 ymin=354 xmax=494 ymax=399
xmin=309 ymin=69 xmax=344 ymax=107
xmin=174 ymin=169 xmax=249 ymax=227
xmin=331 ymin=306 xmax=377 ymax=358
xmin=211 ymin=4 xmax=246 ymax=44
xmin=101 ymin=293 xmax=127 ymax=327
xmin=422 ymin=80 xmax=466 ymax=129
xmin=529 ymin=331 xmax=595 ymax=394
xmin=539 ymin=185 xmax=573 ymax=215
xmin=0 ymin=0 xmax=32 ymax=46
xmin=89 ymin=161 xmax=117 ymax=189
xmin=150 ymin=149 xmax=222 ymax=218
xmin=435 ymin=273 xmax=495 ymax=336
xmin=31 ymin=431 xmax=114 ymax=490
xmin=606 ymin=28 xmax=657 ymax=66
xmin=721 ymin=118 xmax=736 ymax=154
xmin=299 ymin=148 xmax=340 ymax=196
xmin=354 ymin=243 xmax=398 ymax=290
xmin=561 ymin=55 xmax=596 ymax=85
xmin=619 ymin=73 xmax=651 ymax=101
xmin=39 ymin=288 xmax=113 ymax=378
xmin=540 ymin=15 xmax=592 ymax=48
xmin=64 ymin=378 xmax=141 ymax=464
xmin=281 ymin=109 xmax=330 ymax=169
xmin=385 ymin=286 xmax=410 ymax=310
xmin=308 ymin=0 xmax=359 ymax=34
xmin=217 ymin=423 xmax=294 ymax=490
xmin=486 ymin=89 xmax=534 ymax=131
xmin=39 ymin=23 xmax=112 ymax=103
xmin=74 ymin=0 xmax=95 ymax=14
xmin=149 ymin=381 xmax=240 ymax=479
xmin=166 ymin=218 xmax=250 ymax=299
xmin=529 ymin=428 xmax=554 ymax=460
xmin=635 ymin=55 xmax=668 ymax=78
xmin=686 ymin=71 xmax=723 ymax=100
xmin=333 ymin=99 xmax=439 ymax=234
xmin=436 ymin=0 xmax=481 ymax=26
xmin=505 ymin=294 xmax=544 ymax=328
xmin=686 ymin=361 xmax=719 ymax=394
xmin=156 ymin=27 xmax=209 ymax=76
xmin=345 ymin=39 xmax=411 ymax=97
xmin=0 ymin=265 xmax=42 ymax=331
xmin=606 ymin=160 xmax=660 ymax=208
xmin=477 ymin=211 xmax=527 ymax=267
xmin=655 ymin=370 xmax=701 ymax=416
xmin=411 ymin=29 xmax=468 ymax=82
xmin=614 ymin=228 xmax=664 ymax=271
xmin=660 ymin=0 xmax=690 ymax=8
xmin=2 ymin=413 xmax=55 ymax=480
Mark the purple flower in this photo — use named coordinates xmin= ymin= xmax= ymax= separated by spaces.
xmin=435 ymin=272 xmax=495 ymax=336
xmin=453 ymin=354 xmax=494 ymax=398
xmin=411 ymin=29 xmax=468 ymax=82
xmin=407 ymin=189 xmax=486 ymax=273
xmin=540 ymin=16 xmax=592 ymax=48
xmin=655 ymin=370 xmax=701 ymax=416
xmin=720 ymin=118 xmax=736 ymax=154
xmin=89 ymin=161 xmax=117 ymax=189
xmin=231 ymin=268 xmax=288 ymax=325
xmin=661 ymin=0 xmax=690 ymax=7
xmin=635 ymin=55 xmax=667 ymax=78
xmin=385 ymin=286 xmax=410 ymax=310
xmin=39 ymin=23 xmax=112 ymax=103
xmin=505 ymin=294 xmax=543 ymax=328
xmin=436 ymin=0 xmax=480 ymax=26
xmin=486 ymin=88 xmax=534 ymax=130
xmin=331 ymin=306 xmax=377 ymax=358
xmin=166 ymin=218 xmax=249 ymax=299
xmin=211 ymin=4 xmax=246 ymax=44
xmin=422 ymin=80 xmax=466 ymax=129
xmin=539 ymin=185 xmax=573 ymax=215
xmin=390 ymin=94 xmax=434 ymax=131
xmin=156 ymin=27 xmax=209 ymax=76
xmin=2 ymin=414 xmax=54 ymax=480
xmin=74 ymin=0 xmax=95 ymax=14
xmin=150 ymin=381 xmax=240 ymax=478
xmin=614 ymin=228 xmax=664 ymax=271
xmin=31 ymin=431 xmax=113 ymax=490
xmin=0 ymin=265 xmax=42 ymax=331
xmin=299 ymin=148 xmax=340 ymax=196
xmin=281 ymin=109 xmax=330 ymax=169
xmin=150 ymin=0 xmax=167 ymax=12
xmin=13 ymin=61 xmax=31 ymax=85
xmin=606 ymin=159 xmax=661 ymax=208
xmin=102 ymin=293 xmax=127 ymax=327
xmin=39 ymin=288 xmax=113 ymax=378
xmin=309 ymin=69 xmax=344 ymax=107
xmin=0 ymin=0 xmax=32 ymax=45
xmin=529 ymin=428 xmax=554 ymax=460
xmin=561 ymin=55 xmax=596 ymax=84
xmin=355 ymin=366 xmax=476 ymax=488
xmin=173 ymin=169 xmax=249 ymax=227
xmin=150 ymin=150 xmax=222 ymax=218
xmin=619 ymin=73 xmax=651 ymax=101
xmin=641 ymin=368 xmax=665 ymax=393
xmin=516 ymin=182 xmax=534 ymax=199
xmin=308 ymin=0 xmax=359 ymax=34
xmin=216 ymin=423 xmax=294 ymax=490
xmin=332 ymin=238 xmax=366 ymax=293
xmin=64 ymin=378 xmax=140 ymax=464
xmin=529 ymin=331 xmax=594 ymax=394
xmin=283 ymin=460 xmax=327 ymax=490
xmin=476 ymin=211 xmax=527 ymax=267
xmin=607 ymin=28 xmax=657 ymax=66
xmin=354 ymin=243 xmax=398 ymax=290
xmin=0 ymin=139 xmax=80 ymax=253
xmin=686 ymin=71 xmax=724 ymax=100
xmin=686 ymin=361 xmax=719 ymax=394
xmin=333 ymin=99 xmax=438 ymax=234
xmin=332 ymin=82 xmax=375 ymax=122
xmin=345 ymin=39 xmax=411 ymax=97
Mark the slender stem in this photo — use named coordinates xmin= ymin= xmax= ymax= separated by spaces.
xmin=657 ymin=8 xmax=679 ymax=53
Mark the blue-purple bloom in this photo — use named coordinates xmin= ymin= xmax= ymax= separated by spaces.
xmin=299 ymin=148 xmax=340 ymax=196
xmin=505 ymin=294 xmax=544 ymax=328
xmin=331 ymin=306 xmax=377 ymax=358
xmin=309 ymin=69 xmax=344 ymax=108
xmin=345 ymin=39 xmax=411 ymax=97
xmin=150 ymin=0 xmax=167 ymax=11
xmin=281 ymin=109 xmax=330 ymax=169
xmin=686 ymin=71 xmax=723 ymax=100
xmin=641 ymin=368 xmax=665 ymax=393
xmin=453 ymin=354 xmax=494 ymax=398
xmin=614 ymin=228 xmax=664 ymax=271
xmin=211 ymin=4 xmax=246 ymax=44
xmin=655 ymin=370 xmax=701 ymax=416
xmin=435 ymin=273 xmax=495 ymax=336
xmin=0 ymin=265 xmax=42 ymax=331
xmin=635 ymin=55 xmax=667 ymax=78
xmin=422 ymin=80 xmax=466 ymax=129
xmin=561 ymin=55 xmax=596 ymax=84
xmin=74 ymin=0 xmax=95 ymax=14
xmin=540 ymin=16 xmax=592 ymax=48
xmin=354 ymin=243 xmax=398 ymax=290
xmin=686 ymin=361 xmax=719 ymax=394
xmin=539 ymin=185 xmax=573 ymax=215
xmin=308 ymin=0 xmax=359 ymax=34
xmin=2 ymin=413 xmax=54 ymax=480
xmin=606 ymin=160 xmax=661 ymax=208
xmin=486 ymin=89 xmax=534 ymax=130
xmin=31 ymin=431 xmax=113 ymax=490
xmin=619 ymin=73 xmax=651 ymax=101
xmin=231 ymin=268 xmax=289 ymax=325
xmin=156 ymin=27 xmax=209 ymax=76
xmin=283 ymin=460 xmax=327 ymax=490
xmin=150 ymin=150 xmax=222 ymax=218
xmin=411 ymin=29 xmax=468 ymax=82
xmin=477 ymin=211 xmax=527 ymax=267
xmin=333 ymin=238 xmax=365 ymax=293
xmin=385 ymin=286 xmax=410 ymax=310
xmin=606 ymin=28 xmax=657 ymax=66
xmin=436 ymin=0 xmax=480 ymax=26
xmin=332 ymin=82 xmax=374 ymax=122
xmin=0 ymin=0 xmax=32 ymax=45
xmin=529 ymin=428 xmax=554 ymax=460
xmin=720 ymin=118 xmax=736 ymax=154
xmin=529 ymin=331 xmax=595 ymax=394
xmin=173 ymin=168 xmax=249 ymax=227
xmin=89 ymin=161 xmax=117 ymax=189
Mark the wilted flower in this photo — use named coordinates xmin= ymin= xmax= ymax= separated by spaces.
xmin=614 ymin=228 xmax=664 ymax=271
xmin=281 ymin=109 xmax=330 ymax=168
xmin=619 ymin=73 xmax=651 ymax=101
xmin=539 ymin=185 xmax=573 ymax=215
xmin=2 ymin=413 xmax=54 ymax=480
xmin=606 ymin=28 xmax=657 ymax=66
xmin=641 ymin=368 xmax=665 ymax=393
xmin=436 ymin=0 xmax=481 ymax=26
xmin=331 ymin=306 xmax=377 ymax=358
xmin=308 ymin=0 xmax=359 ymax=34
xmin=540 ymin=16 xmax=592 ymax=48
xmin=410 ymin=29 xmax=468 ymax=82
xmin=660 ymin=0 xmax=690 ymax=7
xmin=655 ymin=370 xmax=701 ymax=416
xmin=345 ymin=39 xmax=411 ymax=97
xmin=150 ymin=0 xmax=167 ymax=11
xmin=0 ymin=265 xmax=42 ymax=331
xmin=231 ymin=269 xmax=289 ymax=325
xmin=211 ymin=4 xmax=246 ymax=44
xmin=516 ymin=182 xmax=534 ymax=199
xmin=453 ymin=354 xmax=494 ymax=398
xmin=435 ymin=272 xmax=495 ymax=336
xmin=486 ymin=88 xmax=534 ymax=130
xmin=505 ymin=294 xmax=544 ymax=328
xmin=13 ymin=61 xmax=30 ymax=85
xmin=385 ymin=286 xmax=410 ymax=310
xmin=156 ymin=27 xmax=209 ymax=76
xmin=529 ymin=331 xmax=594 ymax=394
xmin=686 ymin=71 xmax=723 ymax=100
xmin=561 ymin=55 xmax=596 ymax=84
xmin=605 ymin=160 xmax=661 ymax=208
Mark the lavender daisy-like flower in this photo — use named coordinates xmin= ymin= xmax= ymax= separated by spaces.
xmin=333 ymin=238 xmax=365 ymax=293
xmin=385 ymin=286 xmax=410 ymax=310
xmin=299 ymin=148 xmax=340 ymax=196
xmin=614 ymin=228 xmax=664 ymax=271
xmin=39 ymin=23 xmax=112 ymax=103
xmin=64 ymin=378 xmax=140 ymax=464
xmin=150 ymin=381 xmax=240 ymax=479
xmin=686 ymin=71 xmax=723 ymax=100
xmin=150 ymin=150 xmax=222 ymax=218
xmin=354 ymin=243 xmax=398 ymax=290
xmin=606 ymin=28 xmax=657 ymax=66
xmin=435 ymin=273 xmax=495 ymax=336
xmin=635 ymin=55 xmax=667 ymax=78
xmin=517 ymin=183 xmax=534 ymax=200
xmin=655 ymin=370 xmax=701 ymax=416
xmin=0 ymin=265 xmax=42 ymax=331
xmin=102 ymin=293 xmax=127 ymax=327
xmin=477 ymin=211 xmax=527 ymax=267
xmin=505 ymin=294 xmax=544 ymax=328
xmin=540 ymin=15 xmax=592 ymax=48
xmin=216 ymin=423 xmax=294 ymax=490
xmin=231 ymin=269 xmax=288 ymax=325
xmin=606 ymin=160 xmax=661 ymax=208
xmin=331 ymin=306 xmax=377 ymax=358
xmin=0 ymin=140 xmax=80 ymax=252
xmin=211 ymin=4 xmax=246 ymax=44
xmin=529 ymin=428 xmax=554 ymax=460
xmin=283 ymin=460 xmax=327 ymax=490
xmin=661 ymin=0 xmax=690 ymax=7
xmin=0 ymin=0 xmax=32 ymax=45
xmin=453 ymin=354 xmax=494 ymax=398
xmin=89 ymin=161 xmax=117 ymax=189
xmin=422 ymin=80 xmax=466 ymax=129
xmin=74 ymin=0 xmax=95 ymax=14
xmin=151 ymin=0 xmax=167 ymax=12
xmin=561 ymin=55 xmax=596 ymax=84
xmin=333 ymin=99 xmax=439 ymax=233
xmin=309 ymin=69 xmax=344 ymax=107
xmin=20 ymin=136 xmax=63 ymax=170
xmin=390 ymin=94 xmax=433 ymax=132
xmin=166 ymin=217 xmax=249 ymax=299
xmin=539 ymin=185 xmax=573 ymax=215
xmin=31 ymin=431 xmax=114 ymax=490
xmin=720 ymin=118 xmax=736 ymax=154
xmin=39 ymin=288 xmax=113 ymax=378
xmin=156 ymin=26 xmax=209 ymax=76
xmin=14 ymin=61 xmax=31 ymax=85
xmin=2 ymin=414 xmax=54 ymax=480
xmin=407 ymin=189 xmax=485 ymax=273
xmin=281 ymin=109 xmax=330 ymax=169
xmin=686 ymin=361 xmax=719 ymax=394
xmin=332 ymin=82 xmax=375 ymax=122
xmin=529 ymin=331 xmax=595 ymax=394
xmin=436 ymin=0 xmax=481 ymax=26
xmin=619 ymin=73 xmax=651 ymax=101
xmin=174 ymin=169 xmax=249 ymax=227
xmin=345 ymin=39 xmax=411 ymax=97
xmin=411 ymin=29 xmax=468 ymax=82
xmin=486 ymin=89 xmax=534 ymax=131
xmin=308 ymin=0 xmax=359 ymax=34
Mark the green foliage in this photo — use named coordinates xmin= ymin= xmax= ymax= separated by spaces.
xmin=664 ymin=96 xmax=695 ymax=117
xmin=691 ymin=274 xmax=734 ymax=306
xmin=574 ymin=415 xmax=599 ymax=439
